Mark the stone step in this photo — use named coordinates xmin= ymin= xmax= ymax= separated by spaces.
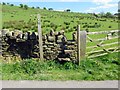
xmin=47 ymin=36 xmax=55 ymax=42
xmin=46 ymin=51 xmax=54 ymax=53
xmin=58 ymin=58 xmax=71 ymax=61
xmin=45 ymin=42 xmax=55 ymax=46
xmin=64 ymin=50 xmax=75 ymax=54
xmin=48 ymin=46 xmax=54 ymax=48
xmin=43 ymin=45 xmax=47 ymax=48
xmin=16 ymin=39 xmax=26 ymax=42
xmin=67 ymin=41 xmax=76 ymax=45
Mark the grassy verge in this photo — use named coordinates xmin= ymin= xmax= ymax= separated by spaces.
xmin=1 ymin=52 xmax=119 ymax=81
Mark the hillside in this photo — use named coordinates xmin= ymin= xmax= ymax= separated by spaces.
xmin=1 ymin=4 xmax=118 ymax=39
xmin=1 ymin=3 xmax=119 ymax=81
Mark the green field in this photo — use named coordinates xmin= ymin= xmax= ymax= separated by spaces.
xmin=1 ymin=52 xmax=119 ymax=80
xmin=1 ymin=4 xmax=118 ymax=36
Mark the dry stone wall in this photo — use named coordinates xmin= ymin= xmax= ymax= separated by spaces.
xmin=1 ymin=29 xmax=78 ymax=62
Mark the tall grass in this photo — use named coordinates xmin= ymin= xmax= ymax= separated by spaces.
xmin=1 ymin=52 xmax=119 ymax=80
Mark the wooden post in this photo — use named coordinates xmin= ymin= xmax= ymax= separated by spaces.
xmin=80 ymin=31 xmax=87 ymax=59
xmin=37 ymin=14 xmax=43 ymax=60
xmin=77 ymin=25 xmax=87 ymax=65
xmin=77 ymin=25 xmax=80 ymax=65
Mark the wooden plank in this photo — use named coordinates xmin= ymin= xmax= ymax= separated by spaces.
xmin=87 ymin=36 xmax=118 ymax=42
xmin=37 ymin=14 xmax=43 ymax=60
xmin=86 ymin=42 xmax=118 ymax=49
xmin=86 ymin=47 xmax=118 ymax=55
xmin=88 ymin=53 xmax=108 ymax=58
xmin=87 ymin=36 xmax=110 ymax=53
xmin=88 ymin=50 xmax=120 ymax=58
xmin=87 ymin=30 xmax=119 ymax=35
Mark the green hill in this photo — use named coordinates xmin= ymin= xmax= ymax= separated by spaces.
xmin=1 ymin=4 xmax=118 ymax=39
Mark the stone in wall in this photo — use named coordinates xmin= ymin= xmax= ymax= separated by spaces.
xmin=1 ymin=29 xmax=78 ymax=62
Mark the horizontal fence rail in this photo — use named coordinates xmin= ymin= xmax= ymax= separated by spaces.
xmin=86 ymin=30 xmax=119 ymax=58
xmin=87 ymin=30 xmax=119 ymax=35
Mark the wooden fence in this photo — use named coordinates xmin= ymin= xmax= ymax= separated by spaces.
xmin=86 ymin=30 xmax=119 ymax=58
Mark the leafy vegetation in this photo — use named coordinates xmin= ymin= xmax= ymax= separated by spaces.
xmin=1 ymin=52 xmax=119 ymax=80
xmin=1 ymin=4 xmax=118 ymax=37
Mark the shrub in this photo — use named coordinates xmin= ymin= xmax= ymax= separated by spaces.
xmin=66 ymin=9 xmax=71 ymax=12
xmin=76 ymin=21 xmax=81 ymax=24
xmin=95 ymin=22 xmax=97 ymax=24
xmin=32 ymin=7 xmax=34 ymax=9
xmin=24 ymin=5 xmax=28 ymax=10
xmin=2 ymin=2 xmax=6 ymax=5
xmin=64 ymin=22 xmax=70 ymax=25
xmin=68 ymin=28 xmax=73 ymax=32
xmin=109 ymin=26 xmax=112 ymax=28
xmin=66 ymin=25 xmax=69 ymax=29
xmin=50 ymin=23 xmax=55 ymax=27
xmin=65 ymin=29 xmax=68 ymax=33
xmin=83 ymin=25 xmax=88 ymax=28
xmin=20 ymin=4 xmax=23 ymax=8
xmin=41 ymin=25 xmax=45 ymax=28
xmin=36 ymin=7 xmax=40 ymax=9
xmin=106 ymin=12 xmax=113 ymax=18
xmin=11 ymin=15 xmax=14 ymax=17
xmin=94 ymin=24 xmax=101 ymax=28
xmin=46 ymin=24 xmax=50 ymax=27
xmin=10 ymin=4 xmax=14 ymax=6
xmin=86 ymin=28 xmax=89 ymax=32
xmin=73 ymin=26 xmax=77 ymax=29
xmin=44 ymin=20 xmax=50 ymax=22
xmin=48 ymin=8 xmax=53 ymax=11
xmin=43 ymin=7 xmax=47 ymax=10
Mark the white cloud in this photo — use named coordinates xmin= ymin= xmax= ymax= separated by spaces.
xmin=92 ymin=0 xmax=113 ymax=5
xmin=86 ymin=0 xmax=118 ymax=13
xmin=59 ymin=0 xmax=118 ymax=2
xmin=60 ymin=0 xmax=80 ymax=2
xmin=55 ymin=10 xmax=64 ymax=12
xmin=86 ymin=3 xmax=118 ymax=13
xmin=2 ymin=0 xmax=82 ymax=2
